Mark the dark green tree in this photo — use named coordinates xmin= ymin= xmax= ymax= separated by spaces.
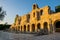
xmin=0 ymin=7 xmax=6 ymax=30
xmin=55 ymin=5 xmax=60 ymax=12
xmin=0 ymin=7 xmax=6 ymax=21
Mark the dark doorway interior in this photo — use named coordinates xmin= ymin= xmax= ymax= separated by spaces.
xmin=32 ymin=24 xmax=35 ymax=32
xmin=55 ymin=21 xmax=60 ymax=32
xmin=37 ymin=23 xmax=40 ymax=32
xmin=27 ymin=25 xmax=30 ymax=32
xmin=44 ymin=22 xmax=48 ymax=34
xmin=24 ymin=25 xmax=26 ymax=32
xmin=21 ymin=26 xmax=22 ymax=32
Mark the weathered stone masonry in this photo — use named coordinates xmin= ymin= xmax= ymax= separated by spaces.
xmin=10 ymin=4 xmax=60 ymax=34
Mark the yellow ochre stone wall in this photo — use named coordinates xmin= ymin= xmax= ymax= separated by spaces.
xmin=10 ymin=4 xmax=60 ymax=34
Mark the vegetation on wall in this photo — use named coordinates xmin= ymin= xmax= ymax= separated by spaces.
xmin=55 ymin=5 xmax=60 ymax=12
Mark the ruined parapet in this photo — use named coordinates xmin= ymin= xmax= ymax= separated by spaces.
xmin=32 ymin=4 xmax=39 ymax=10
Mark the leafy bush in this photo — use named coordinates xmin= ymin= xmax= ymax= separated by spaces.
xmin=0 ymin=24 xmax=11 ymax=30
xmin=55 ymin=5 xmax=60 ymax=12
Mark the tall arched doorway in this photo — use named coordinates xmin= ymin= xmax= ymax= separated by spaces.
xmin=21 ymin=26 xmax=22 ymax=32
xmin=44 ymin=22 xmax=48 ymax=34
xmin=18 ymin=26 xmax=20 ymax=31
xmin=24 ymin=25 xmax=26 ymax=32
xmin=32 ymin=24 xmax=35 ymax=32
xmin=27 ymin=25 xmax=30 ymax=32
xmin=37 ymin=23 xmax=40 ymax=32
xmin=54 ymin=20 xmax=60 ymax=32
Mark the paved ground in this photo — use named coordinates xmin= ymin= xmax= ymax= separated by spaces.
xmin=0 ymin=31 xmax=60 ymax=40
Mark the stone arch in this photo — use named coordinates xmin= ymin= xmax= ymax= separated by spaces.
xmin=33 ymin=12 xmax=35 ymax=17
xmin=43 ymin=22 xmax=48 ymax=34
xmin=27 ymin=25 xmax=30 ymax=32
xmin=24 ymin=25 xmax=26 ymax=32
xmin=54 ymin=20 xmax=60 ymax=32
xmin=40 ymin=10 xmax=43 ymax=15
xmin=37 ymin=23 xmax=41 ymax=32
xmin=37 ymin=11 xmax=40 ymax=20
xmin=33 ymin=4 xmax=39 ymax=9
xmin=21 ymin=26 xmax=22 ymax=32
xmin=12 ymin=27 xmax=15 ymax=31
xmin=18 ymin=26 xmax=20 ymax=31
xmin=32 ymin=24 xmax=35 ymax=32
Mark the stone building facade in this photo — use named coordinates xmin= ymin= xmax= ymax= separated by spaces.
xmin=10 ymin=4 xmax=60 ymax=34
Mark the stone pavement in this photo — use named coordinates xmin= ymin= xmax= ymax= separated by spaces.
xmin=0 ymin=31 xmax=60 ymax=40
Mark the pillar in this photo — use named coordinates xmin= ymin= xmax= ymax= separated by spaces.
xmin=30 ymin=25 xmax=32 ymax=32
xmin=35 ymin=25 xmax=37 ymax=32
xmin=26 ymin=26 xmax=28 ymax=32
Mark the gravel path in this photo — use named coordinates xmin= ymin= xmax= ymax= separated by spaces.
xmin=0 ymin=31 xmax=60 ymax=40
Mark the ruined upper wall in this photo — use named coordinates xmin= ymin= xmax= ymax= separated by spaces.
xmin=14 ymin=4 xmax=60 ymax=26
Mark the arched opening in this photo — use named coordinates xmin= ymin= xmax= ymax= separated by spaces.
xmin=12 ymin=27 xmax=15 ymax=31
xmin=44 ymin=22 xmax=48 ymax=34
xmin=24 ymin=25 xmax=26 ymax=32
xmin=26 ymin=14 xmax=30 ymax=23
xmin=33 ymin=12 xmax=35 ymax=17
xmin=54 ymin=21 xmax=60 ymax=32
xmin=21 ymin=26 xmax=22 ymax=32
xmin=32 ymin=24 xmax=35 ymax=32
xmin=40 ymin=10 xmax=43 ymax=15
xmin=33 ymin=4 xmax=39 ymax=9
xmin=37 ymin=23 xmax=40 ymax=32
xmin=18 ymin=26 xmax=20 ymax=31
xmin=37 ymin=11 xmax=40 ymax=20
xmin=27 ymin=25 xmax=30 ymax=32
xmin=33 ymin=4 xmax=36 ymax=9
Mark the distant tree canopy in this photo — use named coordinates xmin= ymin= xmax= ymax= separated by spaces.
xmin=55 ymin=5 xmax=60 ymax=12
xmin=0 ymin=7 xmax=6 ymax=21
xmin=0 ymin=7 xmax=8 ymax=30
xmin=0 ymin=24 xmax=11 ymax=30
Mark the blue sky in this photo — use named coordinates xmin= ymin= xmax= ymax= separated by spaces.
xmin=0 ymin=0 xmax=60 ymax=24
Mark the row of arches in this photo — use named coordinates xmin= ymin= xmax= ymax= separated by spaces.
xmin=20 ymin=22 xmax=48 ymax=33
xmin=12 ymin=20 xmax=60 ymax=33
